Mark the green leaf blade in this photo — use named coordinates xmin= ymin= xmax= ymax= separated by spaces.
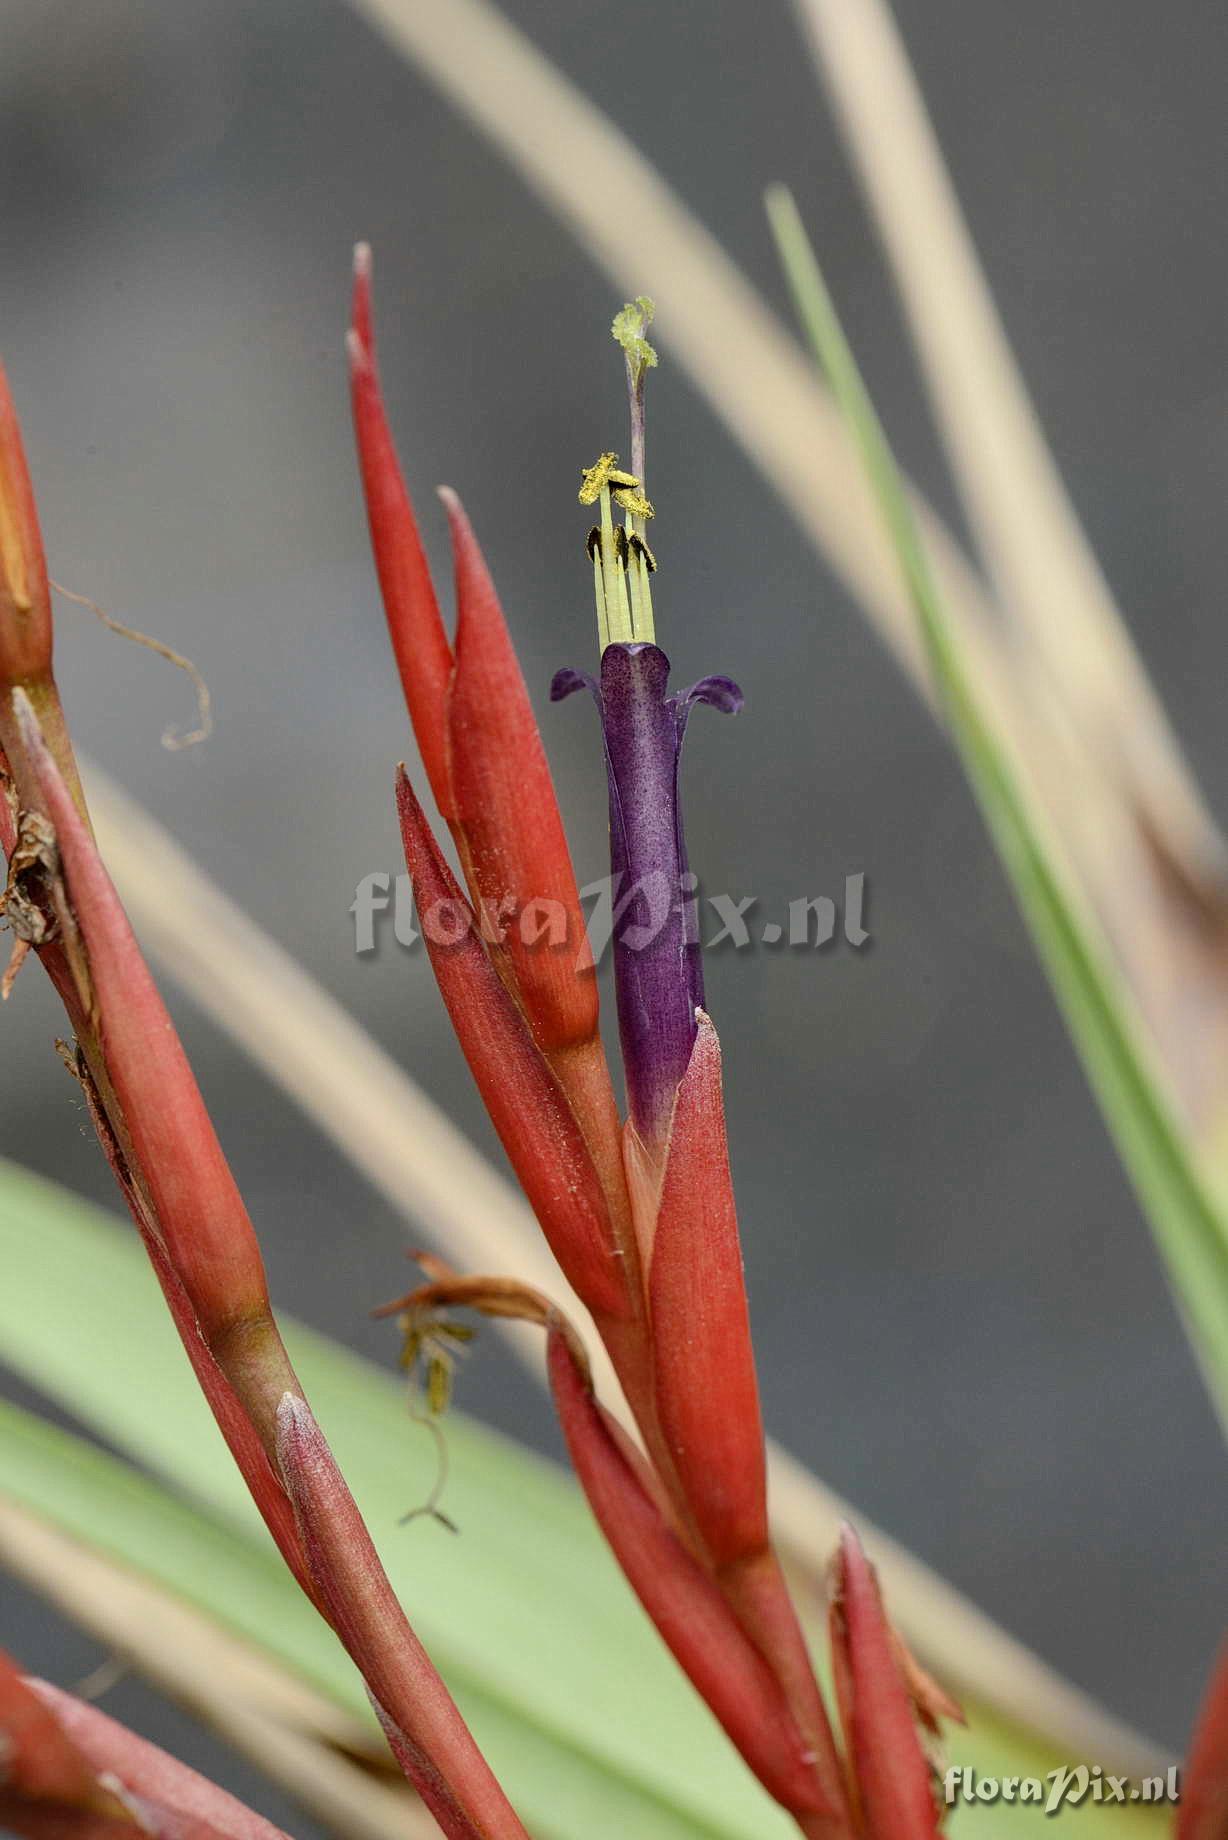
xmin=0 ymin=1159 xmax=1168 ymax=1835
xmin=766 ymin=182 xmax=1228 ymax=1429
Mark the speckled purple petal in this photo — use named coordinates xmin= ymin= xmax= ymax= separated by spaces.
xmin=675 ymin=675 xmax=744 ymax=722
xmin=554 ymin=642 xmax=741 ymax=1139
xmin=550 ymin=666 xmax=598 ymax=704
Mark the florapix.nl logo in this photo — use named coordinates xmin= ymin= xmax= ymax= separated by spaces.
xmin=350 ymin=870 xmax=871 ymax=960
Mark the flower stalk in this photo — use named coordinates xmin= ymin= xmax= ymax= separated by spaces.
xmin=276 ymin=1395 xmax=529 ymax=1840
xmin=828 ymin=1528 xmax=945 ymax=1839
xmin=0 ymin=361 xmax=527 ymax=1833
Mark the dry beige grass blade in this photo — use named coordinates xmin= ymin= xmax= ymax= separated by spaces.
xmin=340 ymin=0 xmax=1228 ymax=1158
xmin=791 ymin=0 xmax=1228 ymax=1151
xmin=346 ymin=0 xmax=987 ymax=706
xmin=0 ymin=1494 xmax=431 ymax=1840
xmin=85 ymin=762 xmax=1160 ymax=1773
xmin=792 ymin=0 xmax=1212 ymax=849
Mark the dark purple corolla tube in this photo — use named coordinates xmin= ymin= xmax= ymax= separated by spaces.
xmin=552 ymin=641 xmax=741 ymax=1142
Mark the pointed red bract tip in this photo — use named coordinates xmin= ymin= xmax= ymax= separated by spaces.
xmin=350 ymin=242 xmax=374 ymax=349
xmin=0 ymin=362 xmax=53 ymax=690
xmin=1179 ymin=1639 xmax=1228 ymax=1840
xmin=348 ymin=256 xmax=454 ymax=814
xmin=830 ymin=1527 xmax=942 ymax=1840
xmin=396 ymin=766 xmax=625 ymax=1320
xmin=440 ymin=485 xmax=598 ymax=1053
xmin=645 ymin=1011 xmax=768 ymax=1568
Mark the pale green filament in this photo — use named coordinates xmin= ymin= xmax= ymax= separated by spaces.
xmin=592 ymin=542 xmax=610 ymax=651
xmin=581 ymin=478 xmax=649 ymax=647
xmin=581 ymin=466 xmax=656 ymax=648
xmin=600 ymin=486 xmax=636 ymax=643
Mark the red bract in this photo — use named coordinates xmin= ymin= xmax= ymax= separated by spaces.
xmin=0 ymin=363 xmax=53 ymax=692
xmin=828 ymin=1527 xmax=942 ymax=1840
xmin=378 ymin=1271 xmax=834 ymax=1827
xmin=546 ymin=1322 xmax=831 ymax=1820
xmin=349 ymin=255 xmax=599 ymax=1059
xmin=348 ymin=246 xmax=453 ymax=815
xmin=0 ymin=1656 xmax=289 ymax=1839
xmin=350 ymin=256 xmax=639 ymax=1272
xmin=441 ymin=485 xmax=599 ymax=1051
xmin=0 ymin=1651 xmax=125 ymax=1820
xmin=397 ymin=766 xmax=627 ymax=1324
xmin=0 ymin=363 xmax=82 ymax=820
xmin=644 ymin=1011 xmax=767 ymax=1569
xmin=13 ymin=691 xmax=298 ymax=1455
xmin=33 ymin=1683 xmax=290 ymax=1840
xmin=1179 ymin=1640 xmax=1228 ymax=1840
xmin=640 ymin=1015 xmax=855 ymax=1820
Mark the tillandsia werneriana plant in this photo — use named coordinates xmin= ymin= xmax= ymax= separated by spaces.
xmin=3 ymin=237 xmax=1228 ymax=1840
xmin=353 ymin=260 xmax=958 ymax=1834
xmin=0 ymin=256 xmax=966 ymax=1835
xmin=355 ymin=249 xmax=977 ymax=1834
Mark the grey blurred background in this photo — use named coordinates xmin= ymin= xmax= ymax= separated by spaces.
xmin=3 ymin=0 xmax=1228 ymax=1825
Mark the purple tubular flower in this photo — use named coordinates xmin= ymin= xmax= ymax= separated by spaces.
xmin=552 ymin=641 xmax=741 ymax=1141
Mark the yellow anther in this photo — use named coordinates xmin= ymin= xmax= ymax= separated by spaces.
xmin=612 ymin=485 xmax=654 ymax=521
xmin=579 ymin=452 xmax=620 ymax=504
xmin=579 ymin=454 xmax=650 ymax=511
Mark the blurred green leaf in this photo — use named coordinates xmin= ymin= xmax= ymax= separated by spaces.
xmin=0 ymin=1156 xmax=791 ymax=1840
xmin=0 ymin=1158 xmax=1166 ymax=1834
xmin=767 ymin=182 xmax=1228 ymax=1432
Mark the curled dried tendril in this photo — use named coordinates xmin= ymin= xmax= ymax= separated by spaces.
xmin=393 ymin=1303 xmax=477 ymax=1532
xmin=51 ymin=579 xmax=213 ymax=750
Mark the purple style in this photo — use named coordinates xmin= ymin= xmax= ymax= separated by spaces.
xmin=552 ymin=642 xmax=741 ymax=1140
